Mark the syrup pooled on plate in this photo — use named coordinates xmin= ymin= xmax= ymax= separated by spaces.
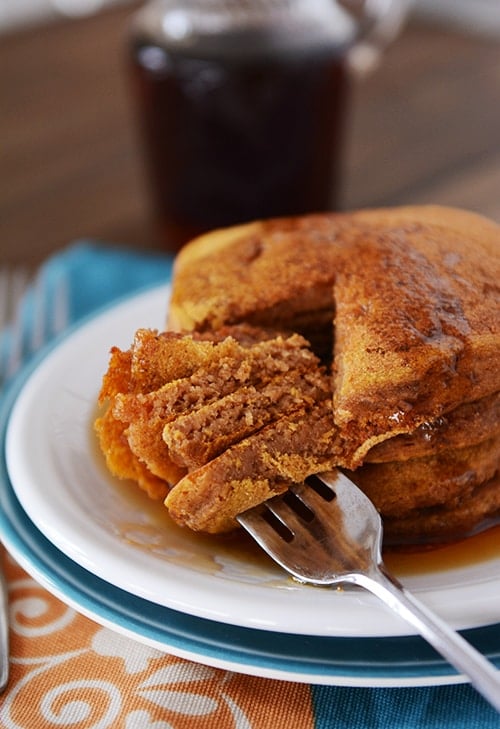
xmin=384 ymin=523 xmax=500 ymax=577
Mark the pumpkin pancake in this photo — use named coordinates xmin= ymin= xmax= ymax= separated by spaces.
xmin=97 ymin=205 xmax=500 ymax=546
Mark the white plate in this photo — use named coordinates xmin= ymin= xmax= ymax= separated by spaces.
xmin=5 ymin=285 xmax=500 ymax=638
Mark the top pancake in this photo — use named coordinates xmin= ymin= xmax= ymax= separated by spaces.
xmin=168 ymin=206 xmax=500 ymax=465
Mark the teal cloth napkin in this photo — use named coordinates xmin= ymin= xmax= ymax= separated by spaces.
xmin=3 ymin=241 xmax=500 ymax=728
xmin=0 ymin=241 xmax=173 ymax=385
xmin=29 ymin=240 xmax=173 ymax=326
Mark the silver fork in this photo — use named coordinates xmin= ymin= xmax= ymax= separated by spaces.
xmin=237 ymin=471 xmax=500 ymax=712
xmin=0 ymin=265 xmax=70 ymax=692
xmin=0 ymin=268 xmax=69 ymax=386
xmin=0 ymin=268 xmax=30 ymax=387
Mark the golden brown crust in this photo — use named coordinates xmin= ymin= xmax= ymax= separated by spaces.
xmin=365 ymin=392 xmax=500 ymax=463
xmin=94 ymin=407 xmax=170 ymax=500
xmin=348 ymin=436 xmax=500 ymax=518
xmin=95 ymin=327 xmax=335 ymax=528
xmin=332 ymin=212 xmax=500 ymax=460
xmin=168 ymin=214 xmax=349 ymax=349
xmin=165 ymin=402 xmax=339 ymax=533
xmin=169 ymin=205 xmax=500 ymax=467
xmin=114 ymin=333 xmax=328 ymax=483
xmin=383 ymin=473 xmax=500 ymax=546
xmin=95 ymin=329 xmax=217 ymax=490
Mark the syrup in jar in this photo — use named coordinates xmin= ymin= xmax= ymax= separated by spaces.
xmin=128 ymin=3 xmax=352 ymax=251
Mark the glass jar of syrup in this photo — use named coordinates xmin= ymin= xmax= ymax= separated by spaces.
xmin=128 ymin=0 xmax=407 ymax=252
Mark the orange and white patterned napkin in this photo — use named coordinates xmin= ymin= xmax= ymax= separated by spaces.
xmin=1 ymin=552 xmax=314 ymax=729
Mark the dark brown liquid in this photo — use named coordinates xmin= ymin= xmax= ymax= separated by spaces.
xmin=129 ymin=32 xmax=350 ymax=251
xmin=384 ymin=524 xmax=500 ymax=577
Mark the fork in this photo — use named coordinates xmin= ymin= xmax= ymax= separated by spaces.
xmin=0 ymin=267 xmax=69 ymax=386
xmin=237 ymin=471 xmax=500 ymax=712
xmin=0 ymin=265 xmax=70 ymax=692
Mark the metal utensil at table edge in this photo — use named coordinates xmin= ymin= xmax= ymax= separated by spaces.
xmin=0 ymin=266 xmax=70 ymax=692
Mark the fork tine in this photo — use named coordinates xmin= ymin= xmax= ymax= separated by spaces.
xmin=237 ymin=502 xmax=319 ymax=578
xmin=0 ymin=266 xmax=70 ymax=384
xmin=51 ymin=274 xmax=70 ymax=337
xmin=0 ymin=268 xmax=29 ymax=327
xmin=258 ymin=480 xmax=373 ymax=574
xmin=264 ymin=486 xmax=327 ymax=538
xmin=29 ymin=270 xmax=70 ymax=354
xmin=0 ymin=270 xmax=9 ymax=331
xmin=2 ymin=269 xmax=31 ymax=381
xmin=288 ymin=480 xmax=337 ymax=518
xmin=238 ymin=484 xmax=357 ymax=579
xmin=265 ymin=481 xmax=353 ymax=548
xmin=237 ymin=502 xmax=290 ymax=542
xmin=29 ymin=270 xmax=46 ymax=354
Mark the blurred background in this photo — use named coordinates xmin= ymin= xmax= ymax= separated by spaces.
xmin=2 ymin=0 xmax=500 ymax=35
xmin=1 ymin=0 xmax=500 ymax=266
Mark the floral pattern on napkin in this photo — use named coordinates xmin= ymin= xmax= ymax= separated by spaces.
xmin=1 ymin=552 xmax=313 ymax=729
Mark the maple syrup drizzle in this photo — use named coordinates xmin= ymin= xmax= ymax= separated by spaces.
xmin=384 ymin=523 xmax=500 ymax=577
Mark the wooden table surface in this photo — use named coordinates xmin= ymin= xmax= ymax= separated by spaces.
xmin=1 ymin=4 xmax=500 ymax=268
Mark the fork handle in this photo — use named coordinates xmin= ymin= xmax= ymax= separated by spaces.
xmin=354 ymin=567 xmax=500 ymax=712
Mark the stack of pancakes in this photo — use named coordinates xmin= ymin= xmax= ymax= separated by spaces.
xmin=96 ymin=205 xmax=500 ymax=546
